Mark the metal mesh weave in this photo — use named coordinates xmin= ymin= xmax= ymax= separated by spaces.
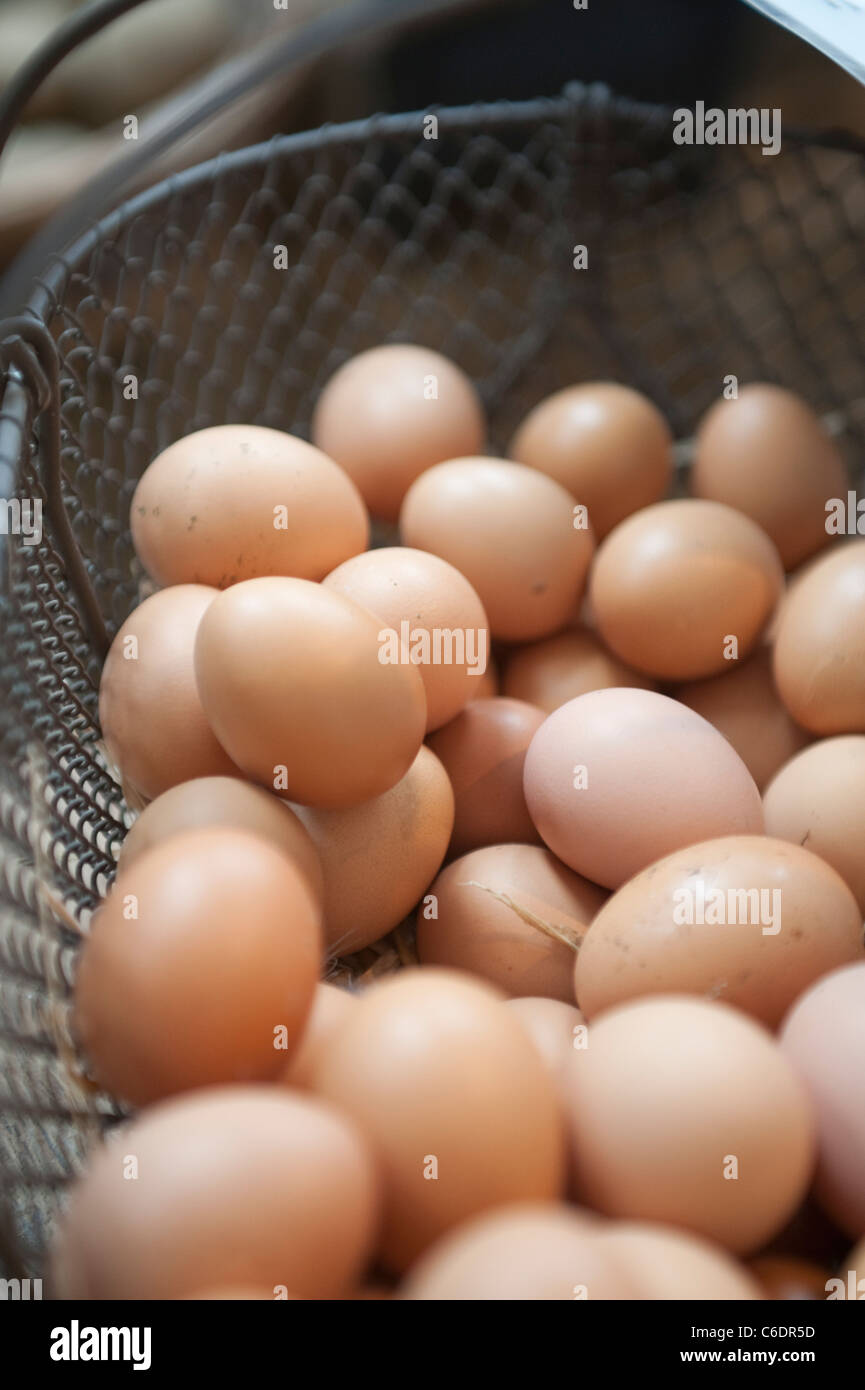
xmin=1 ymin=84 xmax=864 ymax=1274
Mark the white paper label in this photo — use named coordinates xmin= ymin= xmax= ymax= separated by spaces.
xmin=746 ymin=0 xmax=865 ymax=83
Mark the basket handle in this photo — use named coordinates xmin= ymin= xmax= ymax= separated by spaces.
xmin=0 ymin=0 xmax=481 ymax=656
xmin=0 ymin=0 xmax=151 ymax=167
xmin=1 ymin=0 xmax=483 ymax=314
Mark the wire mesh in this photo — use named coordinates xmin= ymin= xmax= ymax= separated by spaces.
xmin=1 ymin=83 xmax=864 ymax=1273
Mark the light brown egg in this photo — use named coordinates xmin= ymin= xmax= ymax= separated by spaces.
xmin=506 ymin=997 xmax=586 ymax=1081
xmin=523 ymin=688 xmax=763 ymax=889
xmin=311 ymin=344 xmax=486 ymax=521
xmin=417 ymin=844 xmax=604 ymax=1001
xmin=400 ymin=457 xmax=595 ymax=643
xmin=773 ymin=539 xmax=865 ymax=734
xmin=574 ymin=835 xmax=864 ymax=1028
xmin=502 ymin=626 xmax=656 ymax=713
xmin=310 ymin=968 xmax=565 ymax=1271
xmin=509 ymin=382 xmax=673 ymax=538
xmin=118 ymin=776 xmax=322 ymax=904
xmin=194 ymin=577 xmax=427 ymax=808
xmin=590 ymin=499 xmax=784 ymax=680
xmin=281 ymin=982 xmax=357 ymax=1089
xmin=292 ymin=745 xmax=453 ymax=955
xmin=426 ymin=697 xmax=545 ymax=856
xmin=563 ymin=996 xmax=815 ymax=1253
xmin=401 ymin=1204 xmax=629 ymax=1301
xmin=677 ymin=647 xmax=810 ymax=790
xmin=780 ymin=962 xmax=865 ymax=1238
xmin=691 ymin=385 xmax=847 ymax=570
xmin=75 ymin=828 xmax=321 ymax=1105
xmin=597 ymin=1224 xmax=763 ymax=1300
xmin=99 ymin=585 xmax=239 ymax=800
xmin=50 ymin=1087 xmax=378 ymax=1299
xmin=323 ymin=547 xmax=489 ymax=731
xmin=764 ymin=736 xmax=865 ymax=912
xmin=749 ymin=1256 xmax=829 ymax=1301
xmin=130 ymin=424 xmax=369 ymax=588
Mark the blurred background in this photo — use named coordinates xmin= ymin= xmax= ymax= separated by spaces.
xmin=0 ymin=0 xmax=863 ymax=273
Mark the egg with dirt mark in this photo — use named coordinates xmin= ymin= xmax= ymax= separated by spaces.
xmin=131 ymin=424 xmax=369 ymax=588
xmin=574 ymin=835 xmax=864 ymax=1027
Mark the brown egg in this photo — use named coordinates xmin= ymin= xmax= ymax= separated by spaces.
xmin=417 ymin=844 xmax=604 ymax=1002
xmin=75 ymin=828 xmax=321 ymax=1105
xmin=677 ymin=647 xmax=810 ymax=790
xmin=691 ymin=385 xmax=847 ymax=570
xmin=749 ymin=1256 xmax=829 ymax=1301
xmin=99 ymin=585 xmax=238 ymax=799
xmin=310 ymin=969 xmax=565 ymax=1271
xmin=118 ymin=776 xmax=323 ymax=904
xmin=575 ymin=835 xmax=864 ymax=1028
xmin=590 ymin=499 xmax=784 ymax=680
xmin=50 ymin=1087 xmax=378 ymax=1299
xmin=764 ymin=737 xmax=865 ymax=912
xmin=426 ymin=697 xmax=545 ymax=856
xmin=597 ymin=1224 xmax=763 ymax=1300
xmin=506 ymin=997 xmax=586 ymax=1081
xmin=323 ymin=547 xmax=489 ymax=731
xmin=400 ymin=457 xmax=595 ymax=643
xmin=130 ymin=425 xmax=369 ymax=588
xmin=401 ymin=1204 xmax=630 ymax=1300
xmin=194 ymin=577 xmax=427 ymax=808
xmin=311 ymin=344 xmax=486 ymax=521
xmin=509 ymin=382 xmax=673 ymax=539
xmin=773 ymin=540 xmax=865 ymax=734
xmin=281 ymin=982 xmax=357 ymax=1089
xmin=292 ymin=746 xmax=453 ymax=955
xmin=523 ymin=689 xmax=763 ymax=889
xmin=780 ymin=962 xmax=865 ymax=1238
xmin=563 ymin=996 xmax=815 ymax=1253
xmin=502 ymin=626 xmax=656 ymax=713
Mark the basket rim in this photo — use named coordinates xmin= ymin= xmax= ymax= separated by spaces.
xmin=24 ymin=89 xmax=581 ymax=323
xmin=2 ymin=83 xmax=865 ymax=608
xmin=18 ymin=82 xmax=865 ymax=325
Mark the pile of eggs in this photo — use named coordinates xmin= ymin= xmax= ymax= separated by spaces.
xmin=51 ymin=345 xmax=865 ymax=1300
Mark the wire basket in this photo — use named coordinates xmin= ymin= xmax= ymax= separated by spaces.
xmin=1 ymin=71 xmax=865 ymax=1277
